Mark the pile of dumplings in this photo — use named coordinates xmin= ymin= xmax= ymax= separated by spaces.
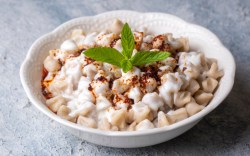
xmin=42 ymin=19 xmax=223 ymax=131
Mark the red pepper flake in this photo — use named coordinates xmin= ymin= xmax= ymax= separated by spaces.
xmin=96 ymin=76 xmax=108 ymax=82
xmin=110 ymin=38 xmax=120 ymax=48
xmin=88 ymin=84 xmax=93 ymax=91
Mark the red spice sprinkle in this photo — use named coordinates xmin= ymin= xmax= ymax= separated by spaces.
xmin=88 ymin=84 xmax=93 ymax=91
xmin=110 ymin=38 xmax=120 ymax=48
xmin=96 ymin=76 xmax=108 ymax=82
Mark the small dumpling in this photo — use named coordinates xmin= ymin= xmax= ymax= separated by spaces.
xmin=127 ymin=86 xmax=142 ymax=103
xmin=177 ymin=37 xmax=189 ymax=51
xmin=202 ymin=78 xmax=218 ymax=93
xmin=82 ymin=64 xmax=97 ymax=80
xmin=184 ymin=63 xmax=200 ymax=79
xmin=206 ymin=62 xmax=223 ymax=79
xmin=48 ymin=80 xmax=68 ymax=96
xmin=130 ymin=102 xmax=154 ymax=123
xmin=106 ymin=108 xmax=127 ymax=129
xmin=67 ymin=101 xmax=95 ymax=117
xmin=57 ymin=105 xmax=76 ymax=122
xmin=194 ymin=90 xmax=213 ymax=106
xmin=185 ymin=102 xmax=205 ymax=116
xmin=135 ymin=119 xmax=154 ymax=131
xmin=77 ymin=116 xmax=97 ymax=128
xmin=166 ymin=108 xmax=188 ymax=124
xmin=174 ymin=91 xmax=191 ymax=107
xmin=96 ymin=95 xmax=111 ymax=112
xmin=46 ymin=95 xmax=66 ymax=113
xmin=142 ymin=92 xmax=164 ymax=117
xmin=96 ymin=32 xmax=120 ymax=47
xmin=180 ymin=75 xmax=189 ymax=90
xmin=109 ymin=19 xmax=124 ymax=34
xmin=60 ymin=39 xmax=79 ymax=54
xmin=127 ymin=121 xmax=137 ymax=131
xmin=157 ymin=111 xmax=170 ymax=128
xmin=144 ymin=77 xmax=157 ymax=93
xmin=103 ymin=63 xmax=122 ymax=78
xmin=159 ymin=89 xmax=174 ymax=108
xmin=112 ymin=78 xmax=129 ymax=94
xmin=157 ymin=65 xmax=173 ymax=77
xmin=44 ymin=56 xmax=61 ymax=72
xmin=186 ymin=79 xmax=200 ymax=95
xmin=91 ymin=79 xmax=110 ymax=97
xmin=134 ymin=32 xmax=144 ymax=50
xmin=98 ymin=118 xmax=111 ymax=131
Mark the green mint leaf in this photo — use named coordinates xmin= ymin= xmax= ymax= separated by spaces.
xmin=121 ymin=59 xmax=133 ymax=73
xmin=121 ymin=23 xmax=135 ymax=59
xmin=130 ymin=51 xmax=171 ymax=66
xmin=84 ymin=47 xmax=125 ymax=67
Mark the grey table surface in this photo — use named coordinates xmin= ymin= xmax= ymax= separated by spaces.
xmin=1 ymin=0 xmax=250 ymax=155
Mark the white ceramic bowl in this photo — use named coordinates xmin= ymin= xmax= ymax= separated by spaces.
xmin=20 ymin=10 xmax=235 ymax=148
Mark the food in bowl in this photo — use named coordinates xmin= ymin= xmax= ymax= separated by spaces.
xmin=41 ymin=19 xmax=223 ymax=131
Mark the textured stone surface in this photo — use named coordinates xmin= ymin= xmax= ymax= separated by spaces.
xmin=0 ymin=0 xmax=250 ymax=155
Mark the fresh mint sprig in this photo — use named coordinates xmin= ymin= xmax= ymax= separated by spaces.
xmin=83 ymin=23 xmax=170 ymax=73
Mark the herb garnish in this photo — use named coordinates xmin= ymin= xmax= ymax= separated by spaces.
xmin=84 ymin=23 xmax=170 ymax=73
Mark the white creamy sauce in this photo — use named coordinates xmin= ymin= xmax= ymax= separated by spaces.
xmin=43 ymin=26 xmax=221 ymax=131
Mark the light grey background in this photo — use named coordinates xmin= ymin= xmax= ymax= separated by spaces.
xmin=1 ymin=0 xmax=250 ymax=155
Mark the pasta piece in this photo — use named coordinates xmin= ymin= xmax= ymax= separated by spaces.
xmin=107 ymin=108 xmax=127 ymax=129
xmin=135 ymin=119 xmax=154 ymax=131
xmin=96 ymin=32 xmax=120 ymax=47
xmin=184 ymin=63 xmax=200 ymax=79
xmin=111 ymin=126 xmax=119 ymax=131
xmin=159 ymin=57 xmax=177 ymax=69
xmin=158 ymin=65 xmax=172 ymax=77
xmin=194 ymin=90 xmax=213 ymax=106
xmin=109 ymin=19 xmax=124 ymax=34
xmin=112 ymin=78 xmax=129 ymax=94
xmin=60 ymin=39 xmax=79 ymax=54
xmin=82 ymin=64 xmax=97 ymax=80
xmin=180 ymin=75 xmax=189 ymax=90
xmin=96 ymin=95 xmax=111 ymax=112
xmin=46 ymin=95 xmax=66 ymax=113
xmin=68 ymin=101 xmax=95 ymax=117
xmin=44 ymin=56 xmax=61 ymax=72
xmin=144 ymin=77 xmax=157 ymax=93
xmin=167 ymin=108 xmax=188 ymax=124
xmin=98 ymin=118 xmax=111 ymax=131
xmin=157 ymin=111 xmax=170 ymax=128
xmin=113 ymin=94 xmax=132 ymax=109
xmin=202 ymin=78 xmax=218 ymax=93
xmin=134 ymin=32 xmax=144 ymax=50
xmin=174 ymin=91 xmax=191 ymax=107
xmin=91 ymin=79 xmax=110 ymax=97
xmin=177 ymin=37 xmax=189 ymax=51
xmin=142 ymin=92 xmax=164 ymax=117
xmin=77 ymin=116 xmax=97 ymax=128
xmin=127 ymin=86 xmax=142 ymax=103
xmin=159 ymin=90 xmax=174 ymax=108
xmin=206 ymin=62 xmax=223 ymax=79
xmin=130 ymin=102 xmax=154 ymax=123
xmin=103 ymin=63 xmax=122 ymax=78
xmin=125 ymin=109 xmax=134 ymax=124
xmin=186 ymin=79 xmax=200 ymax=95
xmin=127 ymin=121 xmax=137 ymax=131
xmin=185 ymin=102 xmax=205 ymax=116
xmin=160 ymin=72 xmax=183 ymax=92
xmin=57 ymin=105 xmax=76 ymax=122
xmin=48 ymin=80 xmax=68 ymax=96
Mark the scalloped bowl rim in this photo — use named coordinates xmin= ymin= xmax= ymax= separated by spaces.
xmin=20 ymin=10 xmax=235 ymax=137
